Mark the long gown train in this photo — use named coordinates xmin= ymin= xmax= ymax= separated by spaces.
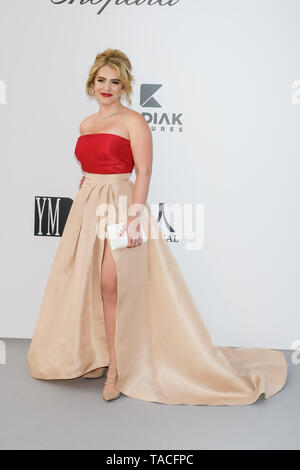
xmin=27 ymin=171 xmax=287 ymax=405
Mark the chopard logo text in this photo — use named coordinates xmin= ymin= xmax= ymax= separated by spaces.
xmin=50 ymin=0 xmax=181 ymax=16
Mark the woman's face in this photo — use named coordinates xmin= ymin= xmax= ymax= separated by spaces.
xmin=93 ymin=65 xmax=124 ymax=104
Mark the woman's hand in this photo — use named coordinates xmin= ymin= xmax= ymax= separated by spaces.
xmin=79 ymin=175 xmax=86 ymax=189
xmin=119 ymin=215 xmax=143 ymax=248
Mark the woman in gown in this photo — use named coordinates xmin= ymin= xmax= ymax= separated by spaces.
xmin=27 ymin=48 xmax=288 ymax=405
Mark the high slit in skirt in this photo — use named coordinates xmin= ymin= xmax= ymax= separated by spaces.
xmin=27 ymin=171 xmax=288 ymax=405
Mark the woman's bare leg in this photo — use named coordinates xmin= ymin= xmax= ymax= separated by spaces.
xmin=101 ymin=238 xmax=118 ymax=391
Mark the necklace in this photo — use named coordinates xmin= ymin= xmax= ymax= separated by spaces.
xmin=98 ymin=105 xmax=122 ymax=119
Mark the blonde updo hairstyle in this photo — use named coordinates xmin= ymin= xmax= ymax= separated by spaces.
xmin=86 ymin=48 xmax=134 ymax=106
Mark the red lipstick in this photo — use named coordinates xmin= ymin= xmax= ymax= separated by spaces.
xmin=100 ymin=93 xmax=112 ymax=97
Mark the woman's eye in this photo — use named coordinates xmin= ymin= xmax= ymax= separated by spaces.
xmin=97 ymin=79 xmax=119 ymax=84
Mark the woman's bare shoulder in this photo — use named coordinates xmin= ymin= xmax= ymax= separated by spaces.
xmin=79 ymin=113 xmax=96 ymax=135
xmin=127 ymin=110 xmax=151 ymax=136
xmin=125 ymin=108 xmax=144 ymax=119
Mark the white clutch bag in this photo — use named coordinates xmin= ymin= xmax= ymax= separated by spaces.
xmin=106 ymin=222 xmax=147 ymax=250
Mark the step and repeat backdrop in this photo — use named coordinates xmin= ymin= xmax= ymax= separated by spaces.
xmin=1 ymin=0 xmax=299 ymax=350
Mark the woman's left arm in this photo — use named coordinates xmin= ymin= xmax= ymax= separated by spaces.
xmin=119 ymin=113 xmax=153 ymax=247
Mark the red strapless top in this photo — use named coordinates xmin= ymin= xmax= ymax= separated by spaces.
xmin=74 ymin=133 xmax=134 ymax=174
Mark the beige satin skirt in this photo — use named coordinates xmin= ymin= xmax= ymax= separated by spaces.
xmin=27 ymin=172 xmax=288 ymax=405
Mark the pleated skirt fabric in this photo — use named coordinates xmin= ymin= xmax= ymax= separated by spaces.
xmin=27 ymin=172 xmax=288 ymax=405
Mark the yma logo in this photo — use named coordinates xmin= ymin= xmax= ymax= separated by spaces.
xmin=34 ymin=196 xmax=73 ymax=236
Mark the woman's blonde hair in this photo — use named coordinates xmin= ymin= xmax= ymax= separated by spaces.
xmin=86 ymin=49 xmax=134 ymax=106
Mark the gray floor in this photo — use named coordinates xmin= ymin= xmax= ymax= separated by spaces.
xmin=0 ymin=338 xmax=298 ymax=450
